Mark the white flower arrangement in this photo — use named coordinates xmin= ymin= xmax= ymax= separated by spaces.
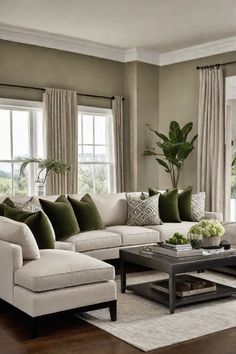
xmin=188 ymin=219 xmax=225 ymax=238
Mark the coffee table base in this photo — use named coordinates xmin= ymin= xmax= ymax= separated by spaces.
xmin=126 ymin=281 xmax=236 ymax=313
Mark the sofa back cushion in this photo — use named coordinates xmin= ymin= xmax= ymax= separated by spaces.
xmin=69 ymin=193 xmax=128 ymax=226
xmin=0 ymin=216 xmax=40 ymax=260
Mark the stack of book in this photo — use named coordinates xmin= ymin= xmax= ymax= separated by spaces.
xmin=151 ymin=275 xmax=216 ymax=297
xmin=152 ymin=243 xmax=202 ymax=257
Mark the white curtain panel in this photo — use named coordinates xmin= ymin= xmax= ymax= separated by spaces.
xmin=112 ymin=96 xmax=125 ymax=192
xmin=43 ymin=88 xmax=78 ymax=195
xmin=197 ymin=67 xmax=229 ymax=218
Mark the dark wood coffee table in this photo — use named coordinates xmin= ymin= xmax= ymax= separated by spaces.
xmin=120 ymin=247 xmax=236 ymax=314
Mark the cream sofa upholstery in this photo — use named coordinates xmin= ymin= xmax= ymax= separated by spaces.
xmin=106 ymin=225 xmax=159 ymax=245
xmin=15 ymin=250 xmax=115 ymax=292
xmin=0 ymin=239 xmax=117 ymax=336
xmin=0 ymin=192 xmax=223 ymax=336
xmin=146 ymin=222 xmax=199 ymax=242
xmin=1 ymin=193 xmax=223 ymax=261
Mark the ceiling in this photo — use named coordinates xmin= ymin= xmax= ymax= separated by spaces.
xmin=1 ymin=0 xmax=236 ymax=64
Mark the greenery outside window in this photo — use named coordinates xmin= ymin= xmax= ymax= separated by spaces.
xmin=0 ymin=99 xmax=43 ymax=196
xmin=78 ymin=106 xmax=115 ymax=193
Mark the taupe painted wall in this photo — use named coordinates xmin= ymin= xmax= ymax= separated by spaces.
xmin=0 ymin=40 xmax=160 ymax=192
xmin=1 ymin=39 xmax=236 ymax=193
xmin=124 ymin=62 xmax=138 ymax=191
xmin=124 ymin=62 xmax=159 ymax=191
xmin=0 ymin=40 xmax=124 ymax=108
xmin=136 ymin=62 xmax=159 ymax=191
xmin=159 ymin=52 xmax=236 ymax=191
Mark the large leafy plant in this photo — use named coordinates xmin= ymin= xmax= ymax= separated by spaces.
xmin=144 ymin=121 xmax=197 ymax=188
xmin=19 ymin=157 xmax=72 ymax=184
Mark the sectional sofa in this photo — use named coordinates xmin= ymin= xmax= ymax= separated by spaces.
xmin=0 ymin=191 xmax=224 ymax=337
xmin=2 ymin=192 xmax=223 ymax=260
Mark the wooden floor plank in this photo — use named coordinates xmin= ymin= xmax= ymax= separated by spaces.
xmin=0 ymin=299 xmax=236 ymax=354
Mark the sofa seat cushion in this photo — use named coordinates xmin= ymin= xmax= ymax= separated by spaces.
xmin=65 ymin=230 xmax=121 ymax=252
xmin=14 ymin=250 xmax=114 ymax=292
xmin=106 ymin=225 xmax=160 ymax=246
xmin=146 ymin=222 xmax=197 ymax=242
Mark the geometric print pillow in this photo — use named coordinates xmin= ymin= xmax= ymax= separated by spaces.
xmin=126 ymin=193 xmax=162 ymax=226
xmin=191 ymin=192 xmax=205 ymax=221
xmin=14 ymin=197 xmax=42 ymax=212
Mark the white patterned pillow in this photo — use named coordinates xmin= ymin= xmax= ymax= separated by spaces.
xmin=14 ymin=197 xmax=42 ymax=212
xmin=191 ymin=192 xmax=205 ymax=221
xmin=127 ymin=192 xmax=149 ymax=200
xmin=126 ymin=193 xmax=162 ymax=226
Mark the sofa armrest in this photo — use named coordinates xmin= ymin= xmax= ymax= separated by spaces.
xmin=0 ymin=240 xmax=23 ymax=304
xmin=54 ymin=241 xmax=75 ymax=252
xmin=204 ymin=211 xmax=223 ymax=222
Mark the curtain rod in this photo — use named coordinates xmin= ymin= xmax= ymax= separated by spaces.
xmin=0 ymin=83 xmax=124 ymax=101
xmin=196 ymin=60 xmax=236 ymax=70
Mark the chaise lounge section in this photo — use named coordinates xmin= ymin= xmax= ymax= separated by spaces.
xmin=0 ymin=237 xmax=117 ymax=337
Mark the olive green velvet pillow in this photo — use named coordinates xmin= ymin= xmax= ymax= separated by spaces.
xmin=149 ymin=188 xmax=181 ymax=223
xmin=68 ymin=194 xmax=104 ymax=232
xmin=3 ymin=205 xmax=55 ymax=249
xmin=39 ymin=195 xmax=80 ymax=240
xmin=0 ymin=197 xmax=14 ymax=215
xmin=0 ymin=203 xmax=5 ymax=216
xmin=178 ymin=186 xmax=193 ymax=221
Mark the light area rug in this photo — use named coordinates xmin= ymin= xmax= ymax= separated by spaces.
xmin=78 ymin=270 xmax=236 ymax=352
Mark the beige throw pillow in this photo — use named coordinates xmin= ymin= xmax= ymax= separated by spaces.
xmin=0 ymin=216 xmax=40 ymax=260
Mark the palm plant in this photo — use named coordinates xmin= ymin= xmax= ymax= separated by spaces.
xmin=144 ymin=121 xmax=197 ymax=188
xmin=19 ymin=157 xmax=72 ymax=184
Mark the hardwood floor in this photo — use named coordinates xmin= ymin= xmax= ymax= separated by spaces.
xmin=0 ymin=299 xmax=236 ymax=354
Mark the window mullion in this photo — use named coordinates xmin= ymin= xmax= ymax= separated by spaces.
xmin=81 ymin=114 xmax=84 ymax=161
xmin=0 ymin=102 xmax=43 ymax=197
xmin=77 ymin=107 xmax=114 ymax=194
xmin=30 ymin=110 xmax=36 ymax=195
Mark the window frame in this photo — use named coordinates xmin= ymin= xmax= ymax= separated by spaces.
xmin=78 ymin=105 xmax=116 ymax=193
xmin=0 ymin=98 xmax=43 ymax=196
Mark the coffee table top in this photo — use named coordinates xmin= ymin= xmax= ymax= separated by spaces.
xmin=120 ymin=246 xmax=236 ymax=273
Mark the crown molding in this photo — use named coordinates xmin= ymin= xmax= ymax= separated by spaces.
xmin=125 ymin=48 xmax=160 ymax=65
xmin=1 ymin=23 xmax=236 ymax=66
xmin=0 ymin=23 xmax=126 ymax=62
xmin=158 ymin=36 xmax=236 ymax=65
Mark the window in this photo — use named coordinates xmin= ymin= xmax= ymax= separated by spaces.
xmin=78 ymin=106 xmax=115 ymax=193
xmin=0 ymin=99 xmax=43 ymax=196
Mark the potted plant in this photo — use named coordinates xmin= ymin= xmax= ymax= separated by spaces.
xmin=19 ymin=157 xmax=72 ymax=195
xmin=188 ymin=220 xmax=225 ymax=248
xmin=144 ymin=121 xmax=197 ymax=188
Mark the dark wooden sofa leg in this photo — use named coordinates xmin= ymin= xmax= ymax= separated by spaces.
xmin=30 ymin=316 xmax=39 ymax=339
xmin=109 ymin=300 xmax=117 ymax=321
